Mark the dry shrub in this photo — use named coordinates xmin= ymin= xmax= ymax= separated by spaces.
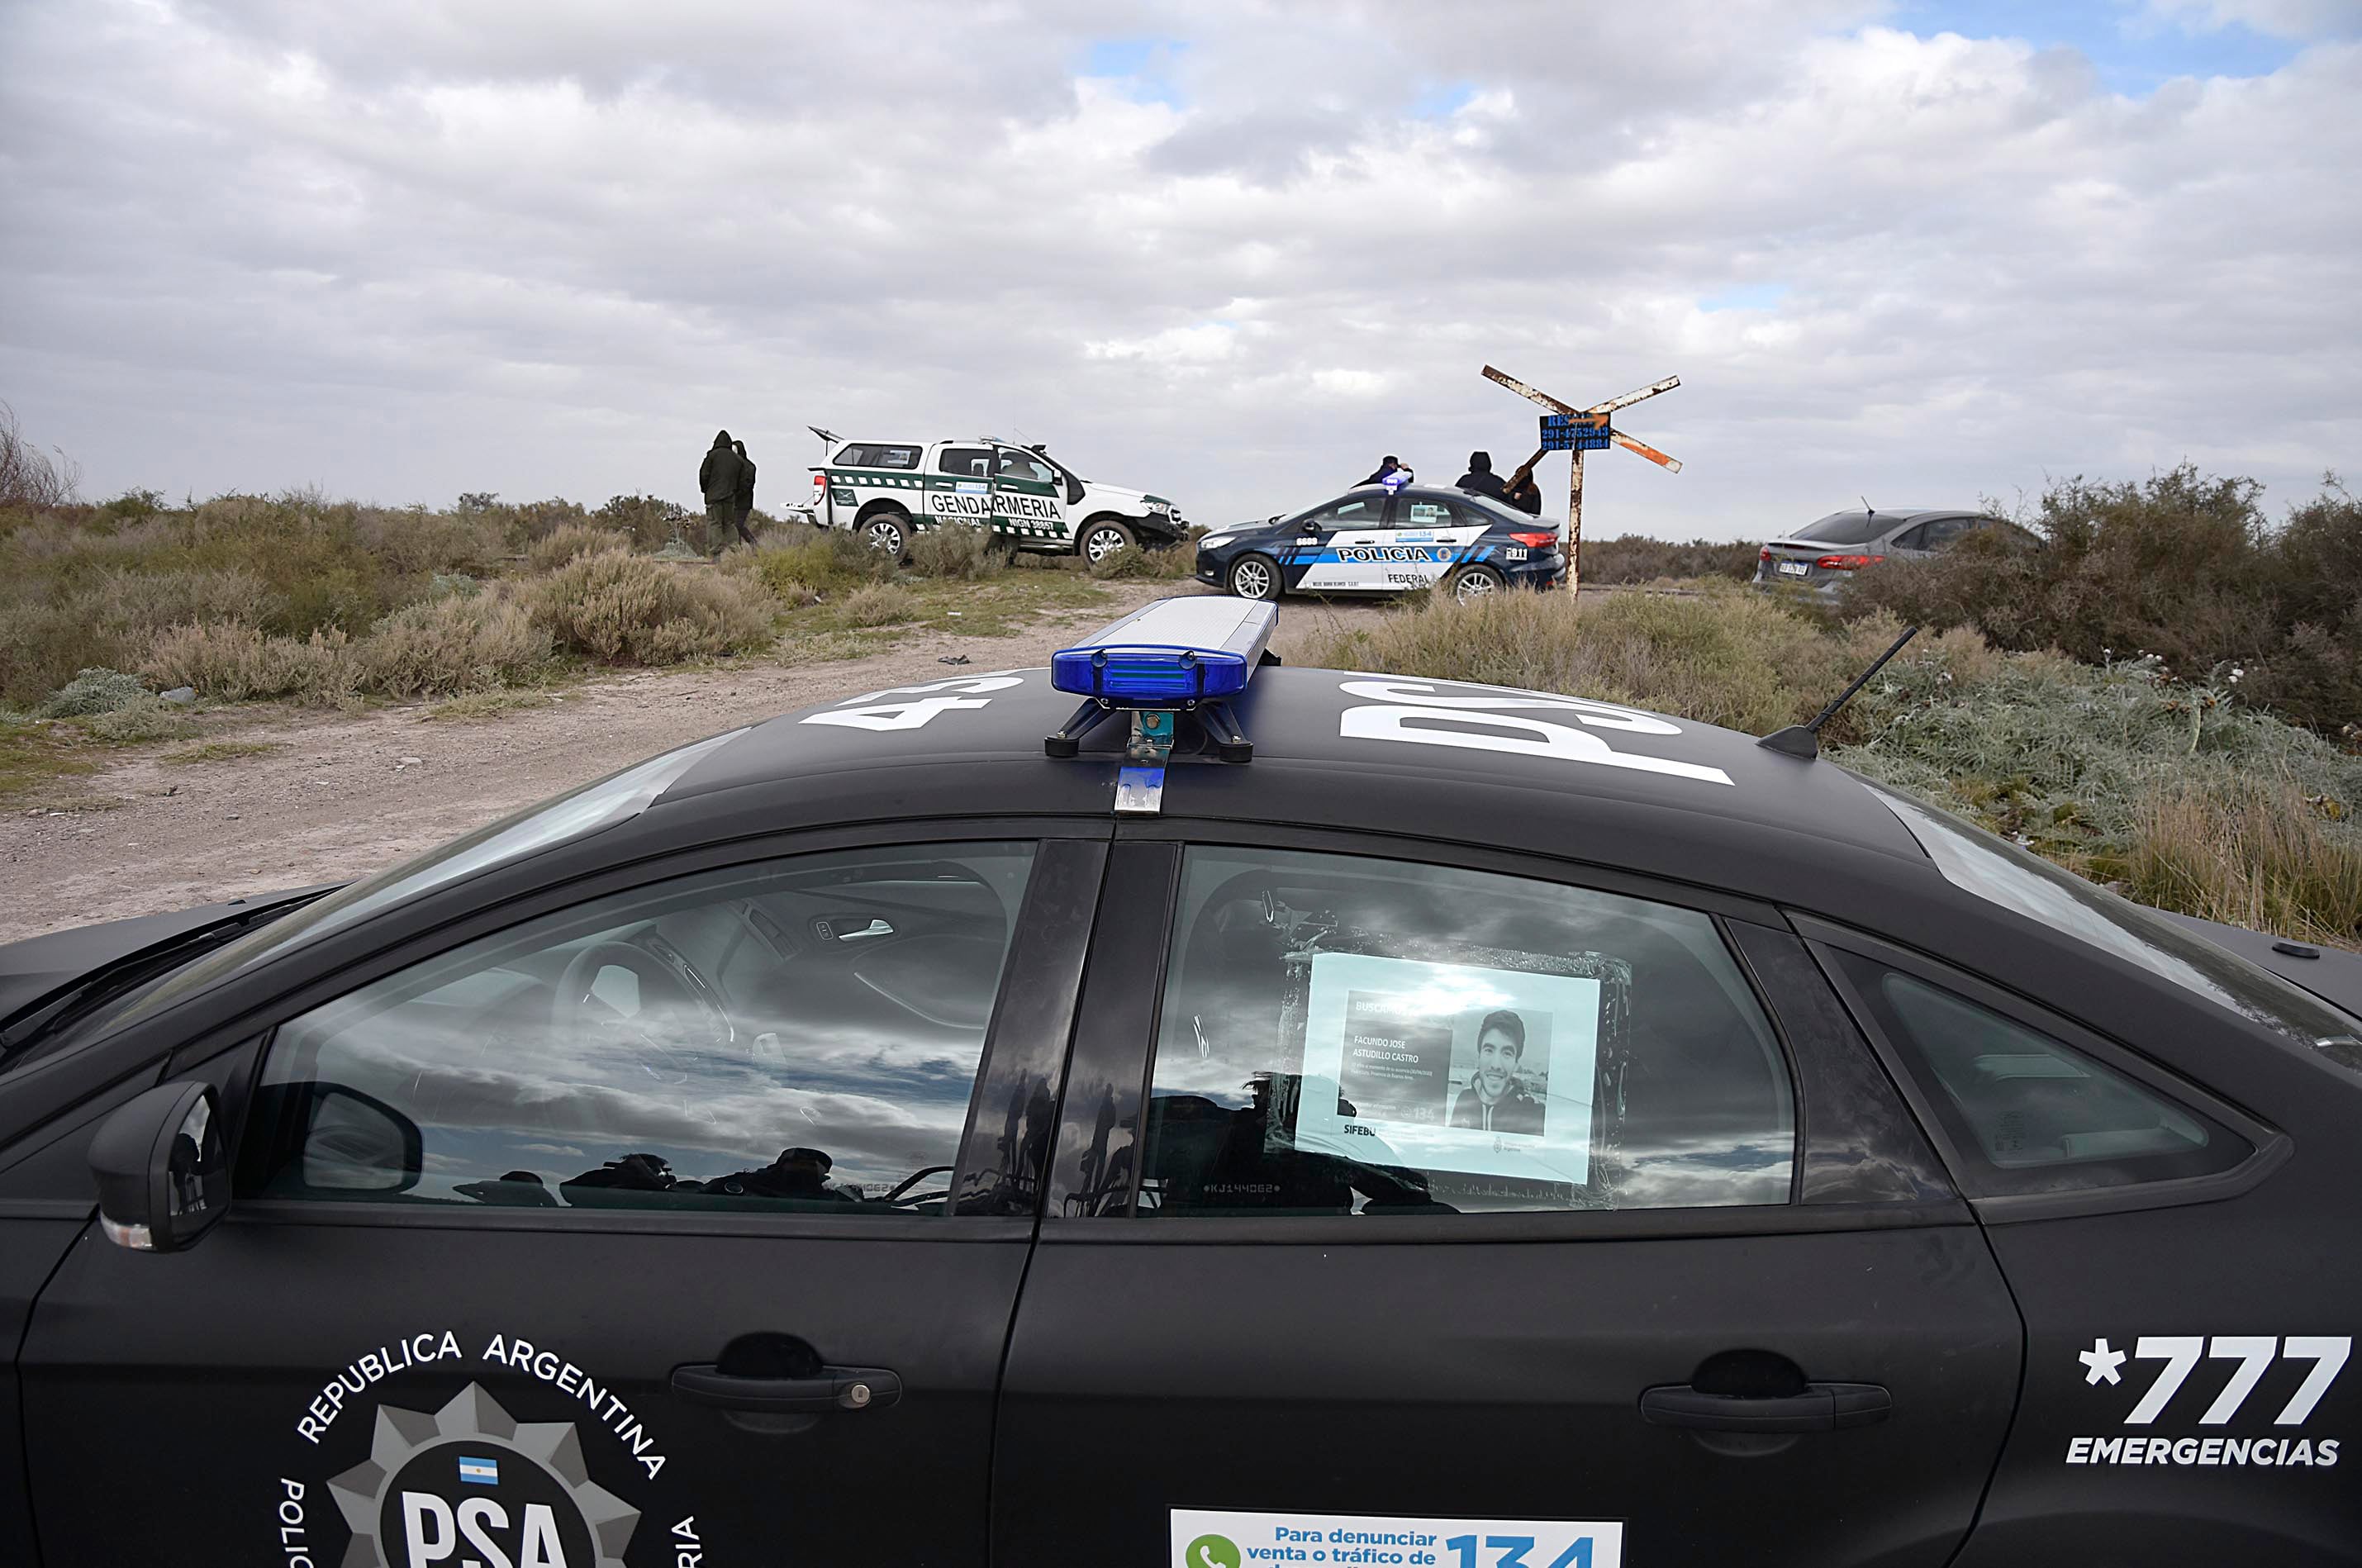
xmin=354 ymin=506 xmax=504 ymax=576
xmin=906 ymin=525 xmax=1005 ymax=581
xmin=1580 ymin=535 xmax=1761 ymax=585
xmin=359 ymin=592 xmax=552 ymax=699
xmin=592 ymin=494 xmax=695 ymax=552
xmin=143 ymin=622 xmax=361 ymax=706
xmin=749 ymin=525 xmax=891 ymax=593
xmin=1305 ymin=582 xmax=1897 ymax=736
xmin=0 ymin=401 xmax=79 ymax=510
xmin=839 ymin=582 xmax=919 ymax=628
xmin=528 ymin=522 xmax=634 ymax=573
xmin=1086 ymin=542 xmax=1196 ymax=581
xmin=2126 ymin=777 xmax=2362 ymax=948
xmin=531 ymin=549 xmax=776 ymax=663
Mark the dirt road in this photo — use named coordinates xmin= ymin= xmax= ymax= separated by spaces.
xmin=1 ymin=585 xmax=1388 ymax=942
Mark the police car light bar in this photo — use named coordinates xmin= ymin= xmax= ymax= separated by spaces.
xmin=1049 ymin=596 xmax=1276 ymax=706
xmin=1044 ymin=596 xmax=1276 ymax=768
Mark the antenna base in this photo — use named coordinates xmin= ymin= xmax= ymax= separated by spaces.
xmin=1757 ymin=725 xmax=1820 ymax=759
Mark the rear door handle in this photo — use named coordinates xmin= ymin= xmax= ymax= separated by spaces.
xmin=669 ymin=1363 xmax=902 ymax=1414
xmin=1638 ymin=1381 xmax=1889 ymax=1433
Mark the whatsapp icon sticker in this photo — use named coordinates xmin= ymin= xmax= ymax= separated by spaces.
xmin=1186 ymin=1533 xmax=1242 ymax=1568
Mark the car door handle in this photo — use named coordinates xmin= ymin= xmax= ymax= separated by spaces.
xmin=1638 ymin=1381 xmax=1889 ymax=1433
xmin=669 ymin=1363 xmax=902 ymax=1414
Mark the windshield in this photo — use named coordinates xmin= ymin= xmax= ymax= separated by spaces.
xmin=1865 ymin=781 xmax=2362 ymax=1075
xmin=93 ymin=729 xmax=747 ymax=1038
xmin=1459 ymin=491 xmax=1545 ymax=528
xmin=1789 ymin=511 xmax=1899 ymax=546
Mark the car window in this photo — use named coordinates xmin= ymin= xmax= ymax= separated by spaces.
xmin=1794 ymin=511 xmax=1892 ymax=546
xmin=1295 ymin=495 xmax=1386 ymax=533
xmin=1919 ymin=516 xmax=1979 ymax=548
xmin=1831 ymin=956 xmax=2250 ymax=1197
xmin=838 ymin=443 xmax=921 ymax=469
xmin=1135 ymin=847 xmax=1794 ymax=1216
xmin=243 ymin=843 xmax=1036 ymax=1216
xmin=938 ymin=445 xmax=992 ymax=478
xmin=1400 ymin=497 xmax=1468 ymax=529
xmin=993 ymin=450 xmax=1056 ymax=484
xmin=1890 ymin=523 xmax=1928 ymax=549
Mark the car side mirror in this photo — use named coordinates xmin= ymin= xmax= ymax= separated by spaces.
xmin=89 ymin=1081 xmax=230 ymax=1253
xmin=297 ymin=1083 xmax=424 ymax=1194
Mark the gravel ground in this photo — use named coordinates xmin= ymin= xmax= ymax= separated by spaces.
xmin=0 ymin=584 xmax=1390 ymax=943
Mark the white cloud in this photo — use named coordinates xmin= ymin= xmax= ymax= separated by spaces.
xmin=0 ymin=0 xmax=2354 ymax=540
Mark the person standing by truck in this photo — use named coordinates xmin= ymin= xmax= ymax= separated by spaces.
xmin=730 ymin=439 xmax=759 ymax=549
xmin=698 ymin=430 xmax=746 ymax=558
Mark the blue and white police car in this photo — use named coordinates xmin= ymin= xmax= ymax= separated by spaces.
xmin=1194 ymin=483 xmax=1565 ymax=601
xmin=1 ymin=598 xmax=2356 ymax=1568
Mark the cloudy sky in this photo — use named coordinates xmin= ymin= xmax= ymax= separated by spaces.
xmin=3 ymin=0 xmax=2358 ymax=539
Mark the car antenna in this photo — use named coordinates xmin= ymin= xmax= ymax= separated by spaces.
xmin=1861 ymin=494 xmax=1875 ymax=526
xmin=1758 ymin=625 xmax=1919 ymax=759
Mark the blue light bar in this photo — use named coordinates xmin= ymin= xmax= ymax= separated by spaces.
xmin=1050 ymin=596 xmax=1278 ymax=707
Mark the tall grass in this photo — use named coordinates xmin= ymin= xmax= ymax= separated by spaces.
xmin=531 ymin=549 xmax=776 ymax=663
xmin=1306 ymin=584 xmax=2362 ymax=948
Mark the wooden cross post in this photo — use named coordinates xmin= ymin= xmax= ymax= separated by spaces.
xmin=1482 ymin=367 xmax=1683 ymax=598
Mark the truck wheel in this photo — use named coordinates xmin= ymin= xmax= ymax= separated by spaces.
xmin=1450 ymin=563 xmax=1505 ymax=601
xmin=1081 ymin=520 xmax=1136 ymax=565
xmin=1228 ymin=554 xmax=1281 ymax=601
xmin=863 ymin=511 xmax=909 ymax=558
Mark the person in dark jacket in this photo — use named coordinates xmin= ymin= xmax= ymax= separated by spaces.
xmin=1456 ymin=450 xmax=1511 ymax=504
xmin=697 ymin=430 xmax=746 ymax=558
xmin=730 ymin=440 xmax=759 ymax=549
xmin=1504 ymin=462 xmax=1544 ymax=516
xmin=1360 ymin=454 xmax=1403 ymax=486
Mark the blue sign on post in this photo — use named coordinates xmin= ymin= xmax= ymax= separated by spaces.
xmin=1540 ymin=412 xmax=1613 ymax=452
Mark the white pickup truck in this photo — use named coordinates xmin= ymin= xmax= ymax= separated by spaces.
xmin=806 ymin=430 xmax=1187 ymax=562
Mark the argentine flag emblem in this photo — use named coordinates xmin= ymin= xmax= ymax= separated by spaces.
xmin=456 ymin=1456 xmax=500 ymax=1486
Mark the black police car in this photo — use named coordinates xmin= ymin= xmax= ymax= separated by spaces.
xmin=1195 ymin=483 xmax=1565 ymax=600
xmin=2 ymin=597 xmax=2355 ymax=1568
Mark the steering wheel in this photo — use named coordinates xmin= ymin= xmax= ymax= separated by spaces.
xmin=882 ymin=1164 xmax=955 ymax=1209
xmin=550 ymin=940 xmax=730 ymax=1076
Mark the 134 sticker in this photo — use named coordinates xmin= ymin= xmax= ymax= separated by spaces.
xmin=1172 ymin=1509 xmax=1623 ymax=1568
xmin=2065 ymin=1333 xmax=2349 ymax=1468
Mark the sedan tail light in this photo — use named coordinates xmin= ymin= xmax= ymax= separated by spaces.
xmin=1816 ymin=554 xmax=1886 ymax=570
xmin=1509 ymin=531 xmax=1558 ymax=549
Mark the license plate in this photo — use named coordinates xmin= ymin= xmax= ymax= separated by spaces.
xmin=1776 ymin=560 xmax=1808 ymax=576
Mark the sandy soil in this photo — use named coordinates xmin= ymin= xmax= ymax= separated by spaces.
xmin=1 ymin=584 xmax=1388 ymax=943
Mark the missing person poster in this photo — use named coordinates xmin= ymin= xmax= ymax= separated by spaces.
xmin=1294 ymin=953 xmax=1599 ymax=1186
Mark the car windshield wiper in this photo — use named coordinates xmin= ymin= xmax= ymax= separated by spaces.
xmin=0 ymin=904 xmax=304 ymax=1067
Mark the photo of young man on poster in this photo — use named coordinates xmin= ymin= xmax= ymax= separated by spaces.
xmin=1449 ymin=1009 xmax=1547 ymax=1136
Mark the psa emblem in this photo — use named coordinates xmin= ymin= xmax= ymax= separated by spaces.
xmin=330 ymin=1383 xmax=638 ymax=1566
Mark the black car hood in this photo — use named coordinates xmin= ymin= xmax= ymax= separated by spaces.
xmin=0 ymin=886 xmax=340 ymax=1024
xmin=2159 ymin=910 xmax=2362 ymax=1017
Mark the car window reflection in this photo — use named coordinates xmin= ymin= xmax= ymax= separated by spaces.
xmin=245 ymin=845 xmax=1035 ymax=1217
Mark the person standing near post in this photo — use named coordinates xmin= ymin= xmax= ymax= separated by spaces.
xmin=698 ymin=430 xmax=745 ymax=559
xmin=730 ymin=439 xmax=759 ymax=549
xmin=1455 ymin=450 xmax=1511 ymax=504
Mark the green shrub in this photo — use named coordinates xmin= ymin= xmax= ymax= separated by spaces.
xmin=527 ymin=522 xmax=633 ymax=573
xmin=907 ymin=525 xmax=1005 ymax=581
xmin=745 ymin=525 xmax=891 ymax=593
xmin=142 ymin=622 xmax=361 ymax=706
xmin=1839 ymin=468 xmax=2362 ymax=731
xmin=354 ymin=506 xmax=505 ymax=576
xmin=359 ymin=592 xmax=552 ymax=698
xmin=531 ymin=549 xmax=776 ymax=663
xmin=72 ymin=694 xmax=200 ymax=744
xmin=36 ymin=667 xmax=148 ymax=717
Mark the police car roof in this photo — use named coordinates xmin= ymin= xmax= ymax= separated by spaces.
xmin=651 ymin=663 xmax=1931 ymax=910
